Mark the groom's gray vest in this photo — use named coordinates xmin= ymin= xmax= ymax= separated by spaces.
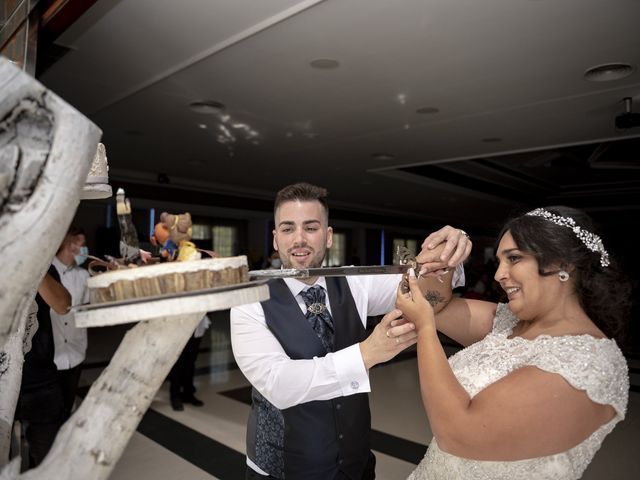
xmin=246 ymin=277 xmax=371 ymax=479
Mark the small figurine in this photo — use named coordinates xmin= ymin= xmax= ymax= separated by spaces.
xmin=116 ymin=188 xmax=139 ymax=260
xmin=116 ymin=188 xmax=151 ymax=264
xmin=150 ymin=221 xmax=178 ymax=260
xmin=151 ymin=211 xmax=203 ymax=262
xmin=160 ymin=212 xmax=193 ymax=246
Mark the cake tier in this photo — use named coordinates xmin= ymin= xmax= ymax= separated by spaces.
xmin=88 ymin=256 xmax=249 ymax=304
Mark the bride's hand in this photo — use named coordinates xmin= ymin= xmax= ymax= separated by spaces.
xmin=396 ymin=269 xmax=436 ymax=333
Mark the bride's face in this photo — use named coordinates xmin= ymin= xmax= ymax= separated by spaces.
xmin=494 ymin=231 xmax=555 ymax=320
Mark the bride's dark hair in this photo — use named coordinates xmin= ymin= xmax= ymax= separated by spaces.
xmin=497 ymin=206 xmax=631 ymax=343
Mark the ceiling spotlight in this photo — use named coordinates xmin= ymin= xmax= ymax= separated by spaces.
xmin=584 ymin=63 xmax=635 ymax=82
xmin=416 ymin=107 xmax=440 ymax=114
xmin=189 ymin=100 xmax=225 ymax=114
xmin=197 ymin=123 xmax=208 ymax=129
xmin=310 ymin=58 xmax=340 ymax=69
xmin=371 ymin=153 xmax=395 ymax=161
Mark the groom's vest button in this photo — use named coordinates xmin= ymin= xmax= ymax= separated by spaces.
xmin=335 ymin=403 xmax=342 ymax=409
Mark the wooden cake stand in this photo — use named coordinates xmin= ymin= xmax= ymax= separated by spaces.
xmin=17 ymin=282 xmax=268 ymax=480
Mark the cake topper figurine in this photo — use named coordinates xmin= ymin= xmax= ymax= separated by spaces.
xmin=151 ymin=211 xmax=201 ymax=261
xmin=150 ymin=211 xmax=218 ymax=261
xmin=115 ymin=188 xmax=151 ymax=264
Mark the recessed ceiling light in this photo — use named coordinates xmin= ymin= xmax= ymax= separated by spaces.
xmin=371 ymin=153 xmax=395 ymax=161
xmin=584 ymin=63 xmax=635 ymax=82
xmin=189 ymin=100 xmax=225 ymax=114
xmin=482 ymin=137 xmax=502 ymax=143
xmin=310 ymin=58 xmax=340 ymax=69
xmin=416 ymin=107 xmax=440 ymax=114
xmin=197 ymin=123 xmax=208 ymax=129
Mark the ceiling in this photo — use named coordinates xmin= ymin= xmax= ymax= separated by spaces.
xmin=37 ymin=0 xmax=640 ymax=230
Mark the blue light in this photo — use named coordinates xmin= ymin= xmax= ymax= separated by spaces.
xmin=380 ymin=230 xmax=385 ymax=264
xmin=149 ymin=208 xmax=156 ymax=237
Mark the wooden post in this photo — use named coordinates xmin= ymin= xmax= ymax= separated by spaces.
xmin=0 ymin=57 xmax=101 ymax=344
xmin=0 ymin=298 xmax=36 ymax=466
xmin=23 ymin=312 xmax=205 ymax=480
xmin=2 ymin=284 xmax=268 ymax=480
xmin=0 ymin=57 xmax=101 ymax=467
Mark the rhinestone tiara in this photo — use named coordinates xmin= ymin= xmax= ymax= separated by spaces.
xmin=525 ymin=208 xmax=610 ymax=267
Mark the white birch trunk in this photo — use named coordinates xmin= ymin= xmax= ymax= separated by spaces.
xmin=19 ymin=313 xmax=204 ymax=480
xmin=0 ymin=57 xmax=101 ymax=344
xmin=0 ymin=294 xmax=40 ymax=467
xmin=0 ymin=57 xmax=101 ymax=467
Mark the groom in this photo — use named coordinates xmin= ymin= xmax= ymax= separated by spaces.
xmin=230 ymin=182 xmax=470 ymax=479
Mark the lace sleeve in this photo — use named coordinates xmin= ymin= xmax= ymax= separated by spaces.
xmin=528 ymin=337 xmax=629 ymax=419
xmin=492 ymin=303 xmax=518 ymax=334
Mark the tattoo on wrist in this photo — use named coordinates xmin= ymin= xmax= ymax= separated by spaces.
xmin=424 ymin=290 xmax=445 ymax=307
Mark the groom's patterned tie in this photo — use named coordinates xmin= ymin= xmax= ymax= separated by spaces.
xmin=300 ymin=285 xmax=335 ymax=352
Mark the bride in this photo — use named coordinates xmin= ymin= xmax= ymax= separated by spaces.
xmin=396 ymin=207 xmax=630 ymax=479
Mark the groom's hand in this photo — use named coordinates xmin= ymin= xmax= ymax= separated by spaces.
xmin=359 ymin=309 xmax=417 ymax=370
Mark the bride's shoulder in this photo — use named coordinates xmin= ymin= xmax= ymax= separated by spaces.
xmin=530 ymin=335 xmax=629 ymax=418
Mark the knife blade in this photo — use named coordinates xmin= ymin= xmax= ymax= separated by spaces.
xmin=248 ymin=264 xmax=411 ymax=279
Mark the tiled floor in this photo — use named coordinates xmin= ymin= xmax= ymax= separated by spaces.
xmin=75 ymin=315 xmax=639 ymax=480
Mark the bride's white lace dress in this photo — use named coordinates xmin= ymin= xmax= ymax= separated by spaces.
xmin=408 ymin=303 xmax=628 ymax=480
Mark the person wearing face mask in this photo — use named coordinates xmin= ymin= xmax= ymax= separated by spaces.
xmin=50 ymin=225 xmax=91 ymax=420
xmin=267 ymin=250 xmax=282 ymax=269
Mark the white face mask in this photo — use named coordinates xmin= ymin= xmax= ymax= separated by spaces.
xmin=271 ymin=258 xmax=282 ymax=268
xmin=75 ymin=246 xmax=89 ymax=266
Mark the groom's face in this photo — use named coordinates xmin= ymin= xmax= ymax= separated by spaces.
xmin=273 ymin=199 xmax=333 ymax=271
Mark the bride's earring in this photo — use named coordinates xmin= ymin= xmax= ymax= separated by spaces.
xmin=558 ymin=270 xmax=570 ymax=282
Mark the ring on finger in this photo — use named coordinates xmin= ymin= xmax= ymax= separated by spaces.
xmin=460 ymin=229 xmax=469 ymax=238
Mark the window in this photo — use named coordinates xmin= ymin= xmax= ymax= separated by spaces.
xmin=212 ymin=225 xmax=237 ymax=257
xmin=323 ymin=232 xmax=346 ymax=266
xmin=191 ymin=224 xmax=212 ymax=240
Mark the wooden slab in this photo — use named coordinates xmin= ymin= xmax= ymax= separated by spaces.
xmin=74 ymin=282 xmax=269 ymax=327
